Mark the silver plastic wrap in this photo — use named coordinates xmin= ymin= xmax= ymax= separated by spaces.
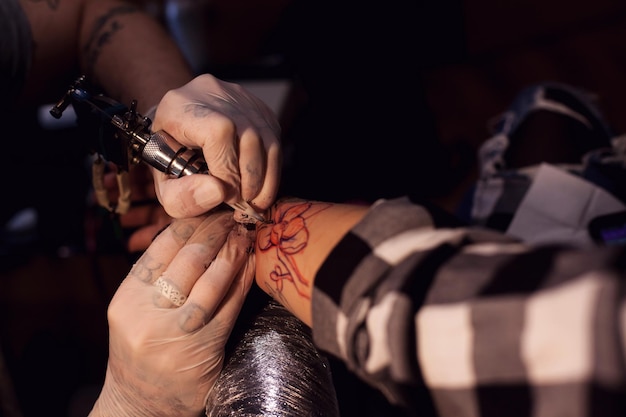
xmin=206 ymin=296 xmax=340 ymax=416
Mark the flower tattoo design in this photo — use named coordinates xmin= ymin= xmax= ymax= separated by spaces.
xmin=257 ymin=202 xmax=330 ymax=299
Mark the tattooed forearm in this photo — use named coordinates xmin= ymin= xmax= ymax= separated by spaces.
xmin=82 ymin=5 xmax=140 ymax=76
xmin=257 ymin=201 xmax=331 ymax=299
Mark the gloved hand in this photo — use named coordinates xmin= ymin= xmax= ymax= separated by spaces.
xmin=89 ymin=210 xmax=256 ymax=417
xmin=150 ymin=73 xmax=282 ymax=219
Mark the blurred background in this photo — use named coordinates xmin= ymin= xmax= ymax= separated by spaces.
xmin=2 ymin=0 xmax=626 ymax=415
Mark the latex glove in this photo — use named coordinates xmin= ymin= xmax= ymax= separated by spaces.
xmin=150 ymin=73 xmax=282 ymax=219
xmin=89 ymin=210 xmax=256 ymax=417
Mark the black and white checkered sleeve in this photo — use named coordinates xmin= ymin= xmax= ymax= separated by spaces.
xmin=311 ymin=197 xmax=626 ymax=416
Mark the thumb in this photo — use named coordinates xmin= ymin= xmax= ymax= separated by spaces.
xmin=154 ymin=171 xmax=226 ymax=218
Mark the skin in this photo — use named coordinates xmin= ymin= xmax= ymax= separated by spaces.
xmin=90 ymin=212 xmax=256 ymax=417
xmin=19 ymin=0 xmax=281 ymax=250
xmin=17 ymin=0 xmax=194 ymax=250
xmin=255 ymin=198 xmax=369 ymax=325
xmin=89 ymin=199 xmax=366 ymax=417
xmin=150 ymin=74 xmax=282 ymax=219
xmin=19 ymin=0 xmax=193 ymax=114
xmin=14 ymin=3 xmax=257 ymax=414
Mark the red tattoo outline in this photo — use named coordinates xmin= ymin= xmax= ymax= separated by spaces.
xmin=257 ymin=202 xmax=331 ymax=299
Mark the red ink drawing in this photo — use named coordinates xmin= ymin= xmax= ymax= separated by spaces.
xmin=257 ymin=202 xmax=330 ymax=298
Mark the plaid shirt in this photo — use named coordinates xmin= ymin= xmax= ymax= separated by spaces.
xmin=312 ymin=196 xmax=626 ymax=417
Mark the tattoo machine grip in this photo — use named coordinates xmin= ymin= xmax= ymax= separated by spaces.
xmin=139 ymin=130 xmax=208 ymax=177
xmin=139 ymin=130 xmax=265 ymax=222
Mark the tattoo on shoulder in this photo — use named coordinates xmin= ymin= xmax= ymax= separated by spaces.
xmin=83 ymin=5 xmax=140 ymax=75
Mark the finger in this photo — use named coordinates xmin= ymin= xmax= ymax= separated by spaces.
xmin=197 ymin=111 xmax=242 ymax=201
xmin=197 ymin=252 xmax=255 ymax=336
xmin=155 ymin=98 xmax=241 ymax=185
xmin=129 ymin=216 xmax=205 ymax=285
xmin=154 ymin=211 xmax=234 ymax=307
xmin=160 ymin=99 xmax=247 ymax=202
xmin=181 ymin=223 xmax=255 ymax=331
xmin=238 ymin=94 xmax=281 ymax=210
xmin=238 ymin=127 xmax=266 ymax=203
xmin=232 ymin=88 xmax=281 ymax=206
xmin=154 ymin=171 xmax=226 ymax=218
xmin=250 ymin=140 xmax=282 ymax=211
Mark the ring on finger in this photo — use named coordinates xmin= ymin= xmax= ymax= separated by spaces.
xmin=154 ymin=276 xmax=187 ymax=307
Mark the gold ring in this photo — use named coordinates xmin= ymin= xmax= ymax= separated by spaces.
xmin=154 ymin=276 xmax=187 ymax=307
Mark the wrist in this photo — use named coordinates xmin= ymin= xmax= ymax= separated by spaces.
xmin=255 ymin=198 xmax=368 ymax=326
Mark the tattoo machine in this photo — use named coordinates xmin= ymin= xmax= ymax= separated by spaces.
xmin=49 ymin=75 xmax=265 ymax=222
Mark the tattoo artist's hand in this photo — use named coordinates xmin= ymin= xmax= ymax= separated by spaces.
xmin=89 ymin=211 xmax=256 ymax=417
xmin=150 ymin=73 xmax=282 ymax=218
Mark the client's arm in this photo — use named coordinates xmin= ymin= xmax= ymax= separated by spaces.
xmin=255 ymin=196 xmax=626 ymax=416
xmin=254 ymin=198 xmax=369 ymax=325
